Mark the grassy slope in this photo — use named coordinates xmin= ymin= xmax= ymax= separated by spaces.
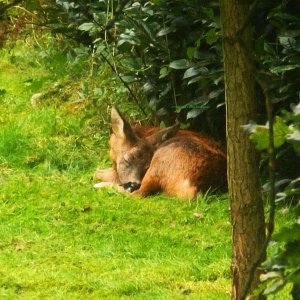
xmin=0 ymin=40 xmax=294 ymax=299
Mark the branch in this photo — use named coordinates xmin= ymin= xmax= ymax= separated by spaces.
xmin=240 ymin=77 xmax=276 ymax=300
xmin=235 ymin=0 xmax=259 ymax=41
xmin=224 ymin=0 xmax=259 ymax=45
xmin=99 ymin=52 xmax=150 ymax=121
xmin=102 ymin=0 xmax=132 ymax=32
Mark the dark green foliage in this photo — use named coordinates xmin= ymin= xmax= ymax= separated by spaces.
xmin=254 ymin=1 xmax=300 ymax=117
xmin=12 ymin=0 xmax=296 ymax=139
xmin=248 ymin=101 xmax=300 ymax=297
xmin=261 ymin=207 xmax=300 ymax=297
xmin=4 ymin=1 xmax=300 ymax=133
xmin=13 ymin=0 xmax=224 ymax=133
xmin=90 ymin=0 xmax=225 ymax=132
xmin=243 ymin=6 xmax=300 ymax=294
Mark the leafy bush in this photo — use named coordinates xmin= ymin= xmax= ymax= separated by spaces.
xmin=78 ymin=0 xmax=225 ymax=132
xmin=255 ymin=1 xmax=300 ymax=116
xmin=249 ymin=102 xmax=300 ymax=297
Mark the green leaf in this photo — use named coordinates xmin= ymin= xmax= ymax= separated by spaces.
xmin=263 ymin=279 xmax=285 ymax=295
xmin=250 ymin=126 xmax=269 ymax=150
xmin=288 ymin=131 xmax=300 ymax=142
xmin=264 ymin=42 xmax=276 ymax=56
xmin=274 ymin=224 xmax=300 ymax=243
xmin=156 ymin=108 xmax=168 ymax=117
xmin=214 ymin=75 xmax=223 ymax=85
xmin=187 ymin=109 xmax=202 ymax=119
xmin=205 ymin=28 xmax=219 ymax=45
xmin=169 ymin=59 xmax=190 ymax=70
xmin=187 ymin=75 xmax=203 ymax=85
xmin=183 ymin=67 xmax=201 ymax=79
xmin=270 ymin=64 xmax=300 ymax=74
xmin=291 ymin=102 xmax=300 ymax=115
xmin=78 ymin=23 xmax=94 ymax=31
xmin=284 ymin=241 xmax=300 ymax=266
xmin=287 ymin=131 xmax=300 ymax=152
xmin=141 ymin=22 xmax=156 ymax=43
xmin=120 ymin=58 xmax=143 ymax=70
xmin=260 ymin=271 xmax=281 ymax=282
xmin=272 ymin=12 xmax=300 ymax=22
xmin=183 ymin=67 xmax=208 ymax=79
xmin=143 ymin=82 xmax=154 ymax=93
xmin=120 ymin=75 xmax=137 ymax=83
xmin=250 ymin=117 xmax=291 ymax=150
xmin=242 ymin=121 xmax=257 ymax=134
xmin=159 ymin=66 xmax=169 ymax=79
xmin=142 ymin=5 xmax=154 ymax=16
xmin=187 ymin=47 xmax=196 ymax=59
xmin=279 ymin=36 xmax=296 ymax=49
xmin=118 ymin=30 xmax=140 ymax=46
xmin=157 ymin=27 xmax=174 ymax=37
xmin=274 ymin=116 xmax=291 ymax=148
xmin=208 ymin=89 xmax=224 ymax=99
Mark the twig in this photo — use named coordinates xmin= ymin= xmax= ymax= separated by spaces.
xmin=235 ymin=0 xmax=259 ymax=42
xmin=162 ymin=14 xmax=177 ymax=108
xmin=102 ymin=0 xmax=131 ymax=32
xmin=223 ymin=0 xmax=259 ymax=45
xmin=101 ymin=1 xmax=151 ymax=121
xmin=99 ymin=52 xmax=149 ymax=119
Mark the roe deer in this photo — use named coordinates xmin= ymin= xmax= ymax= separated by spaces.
xmin=94 ymin=106 xmax=227 ymax=200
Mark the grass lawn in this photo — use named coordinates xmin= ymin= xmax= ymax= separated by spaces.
xmin=0 ymin=40 xmax=294 ymax=299
xmin=0 ymin=170 xmax=231 ymax=299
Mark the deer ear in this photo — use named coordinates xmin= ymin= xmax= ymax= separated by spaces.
xmin=146 ymin=123 xmax=180 ymax=147
xmin=111 ymin=106 xmax=138 ymax=144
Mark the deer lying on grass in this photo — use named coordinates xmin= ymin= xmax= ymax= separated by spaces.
xmin=94 ymin=106 xmax=227 ymax=200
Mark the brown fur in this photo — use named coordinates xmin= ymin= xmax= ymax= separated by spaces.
xmin=94 ymin=106 xmax=227 ymax=200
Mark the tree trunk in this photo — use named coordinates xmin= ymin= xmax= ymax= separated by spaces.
xmin=219 ymin=1 xmax=266 ymax=299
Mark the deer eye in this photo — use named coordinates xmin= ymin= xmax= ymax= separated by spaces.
xmin=136 ymin=151 xmax=142 ymax=159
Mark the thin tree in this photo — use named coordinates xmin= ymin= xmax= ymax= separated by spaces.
xmin=219 ymin=0 xmax=266 ymax=299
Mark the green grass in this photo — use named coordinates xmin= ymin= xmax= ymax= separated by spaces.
xmin=0 ymin=171 xmax=231 ymax=299
xmin=0 ymin=38 xmax=295 ymax=299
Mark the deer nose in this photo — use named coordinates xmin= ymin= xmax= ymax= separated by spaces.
xmin=121 ymin=182 xmax=141 ymax=192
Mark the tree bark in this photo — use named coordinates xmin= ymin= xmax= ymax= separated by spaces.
xmin=219 ymin=0 xmax=266 ymax=299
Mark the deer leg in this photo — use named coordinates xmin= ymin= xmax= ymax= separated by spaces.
xmin=132 ymin=174 xmax=159 ymax=197
xmin=93 ymin=167 xmax=119 ymax=183
xmin=93 ymin=167 xmax=121 ymax=190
